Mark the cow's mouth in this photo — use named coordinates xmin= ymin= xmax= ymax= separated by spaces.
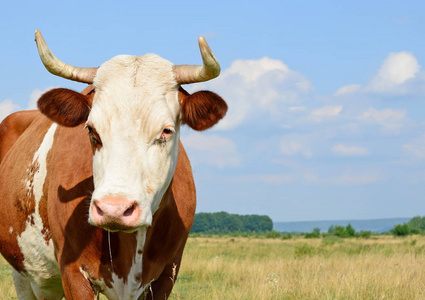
xmin=97 ymin=223 xmax=140 ymax=233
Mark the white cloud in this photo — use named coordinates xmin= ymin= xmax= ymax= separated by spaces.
xmin=0 ymin=99 xmax=20 ymax=122
xmin=330 ymin=173 xmax=382 ymax=185
xmin=272 ymin=158 xmax=300 ymax=168
xmin=368 ymin=51 xmax=420 ymax=93
xmin=189 ymin=57 xmax=313 ymax=130
xmin=334 ymin=84 xmax=361 ymax=96
xmin=404 ymin=134 xmax=425 ymax=159
xmin=280 ymin=139 xmax=312 ymax=158
xmin=222 ymin=57 xmax=291 ymax=83
xmin=230 ymin=173 xmax=294 ymax=184
xmin=303 ymin=170 xmax=381 ymax=185
xmin=303 ymin=171 xmax=318 ymax=182
xmin=334 ymin=52 xmax=425 ymax=97
xmin=359 ymin=108 xmax=406 ymax=134
xmin=288 ymin=106 xmax=307 ymax=112
xmin=230 ymin=169 xmax=380 ymax=186
xmin=0 ymin=87 xmax=56 ymax=122
xmin=311 ymin=105 xmax=343 ymax=117
xmin=27 ymin=87 xmax=56 ymax=110
xmin=182 ymin=133 xmax=240 ymax=168
xmin=332 ymin=144 xmax=369 ymax=156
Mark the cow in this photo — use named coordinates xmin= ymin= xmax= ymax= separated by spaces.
xmin=0 ymin=30 xmax=227 ymax=299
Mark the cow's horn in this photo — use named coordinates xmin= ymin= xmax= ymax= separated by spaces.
xmin=35 ymin=30 xmax=97 ymax=84
xmin=173 ymin=37 xmax=221 ymax=84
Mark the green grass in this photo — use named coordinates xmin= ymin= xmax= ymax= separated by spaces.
xmin=0 ymin=258 xmax=16 ymax=299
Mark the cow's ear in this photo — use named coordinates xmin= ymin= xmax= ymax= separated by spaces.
xmin=179 ymin=89 xmax=228 ymax=131
xmin=38 ymin=88 xmax=91 ymax=127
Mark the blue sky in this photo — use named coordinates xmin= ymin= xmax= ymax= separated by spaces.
xmin=1 ymin=1 xmax=425 ymax=222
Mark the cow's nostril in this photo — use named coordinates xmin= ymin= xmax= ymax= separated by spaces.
xmin=123 ymin=204 xmax=135 ymax=217
xmin=94 ymin=200 xmax=104 ymax=216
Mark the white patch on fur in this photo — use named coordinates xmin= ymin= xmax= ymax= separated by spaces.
xmin=88 ymin=54 xmax=181 ymax=228
xmin=17 ymin=123 xmax=63 ymax=297
xmin=85 ymin=229 xmax=151 ymax=300
xmin=79 ymin=267 xmax=100 ymax=300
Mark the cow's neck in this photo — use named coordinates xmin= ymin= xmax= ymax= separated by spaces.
xmin=98 ymin=184 xmax=173 ymax=300
xmin=106 ymin=228 xmax=147 ymax=300
xmin=92 ymin=228 xmax=147 ymax=300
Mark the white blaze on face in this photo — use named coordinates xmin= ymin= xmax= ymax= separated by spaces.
xmin=88 ymin=54 xmax=181 ymax=228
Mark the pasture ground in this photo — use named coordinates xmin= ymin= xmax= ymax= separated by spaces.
xmin=1 ymin=235 xmax=425 ymax=299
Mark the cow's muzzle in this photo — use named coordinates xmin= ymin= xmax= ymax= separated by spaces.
xmin=90 ymin=197 xmax=142 ymax=232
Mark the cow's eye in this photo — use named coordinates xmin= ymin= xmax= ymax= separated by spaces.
xmin=86 ymin=125 xmax=102 ymax=145
xmin=161 ymin=128 xmax=173 ymax=139
xmin=157 ymin=127 xmax=174 ymax=144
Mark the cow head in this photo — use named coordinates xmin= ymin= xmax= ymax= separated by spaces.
xmin=35 ymin=30 xmax=227 ymax=232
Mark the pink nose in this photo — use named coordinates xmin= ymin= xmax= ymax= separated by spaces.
xmin=91 ymin=197 xmax=141 ymax=231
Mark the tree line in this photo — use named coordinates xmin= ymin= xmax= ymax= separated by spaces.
xmin=189 ymin=213 xmax=425 ymax=238
xmin=306 ymin=216 xmax=425 ymax=238
xmin=303 ymin=223 xmax=372 ymax=239
xmin=191 ymin=212 xmax=273 ymax=234
xmin=391 ymin=216 xmax=425 ymax=236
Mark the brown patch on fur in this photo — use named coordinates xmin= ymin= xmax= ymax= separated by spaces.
xmin=24 ymin=161 xmax=38 ymax=198
xmin=179 ymin=88 xmax=227 ymax=131
xmin=38 ymin=88 xmax=91 ymax=127
xmin=40 ymin=149 xmax=52 ymax=244
xmin=39 ymin=193 xmax=52 ymax=243
xmin=0 ymin=115 xmax=53 ymax=273
xmin=14 ymin=161 xmax=39 ymax=225
xmin=0 ymin=110 xmax=39 ymax=163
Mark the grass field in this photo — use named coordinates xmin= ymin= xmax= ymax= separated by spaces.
xmin=1 ymin=235 xmax=425 ymax=299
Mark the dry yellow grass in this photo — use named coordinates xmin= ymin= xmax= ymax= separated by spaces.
xmin=1 ymin=235 xmax=425 ymax=299
xmin=171 ymin=235 xmax=425 ymax=299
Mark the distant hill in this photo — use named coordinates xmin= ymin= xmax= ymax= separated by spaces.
xmin=274 ymin=217 xmax=410 ymax=234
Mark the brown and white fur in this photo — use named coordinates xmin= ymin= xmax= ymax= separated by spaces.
xmin=0 ymin=48 xmax=227 ymax=299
